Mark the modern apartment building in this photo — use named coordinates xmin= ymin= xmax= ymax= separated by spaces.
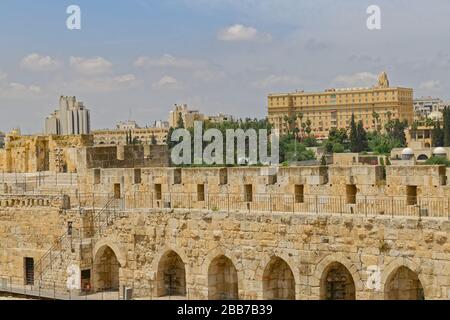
xmin=413 ymin=97 xmax=448 ymax=120
xmin=169 ymin=104 xmax=234 ymax=128
xmin=268 ymin=72 xmax=414 ymax=138
xmin=45 ymin=96 xmax=91 ymax=135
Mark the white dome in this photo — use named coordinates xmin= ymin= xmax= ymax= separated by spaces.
xmin=402 ymin=148 xmax=414 ymax=156
xmin=433 ymin=147 xmax=446 ymax=155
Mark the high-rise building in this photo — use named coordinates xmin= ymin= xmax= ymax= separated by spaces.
xmin=45 ymin=96 xmax=91 ymax=135
xmin=268 ymin=72 xmax=414 ymax=138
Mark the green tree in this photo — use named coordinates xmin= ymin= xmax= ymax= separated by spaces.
xmin=357 ymin=121 xmax=368 ymax=152
xmin=444 ymin=107 xmax=450 ymax=147
xmin=176 ymin=112 xmax=185 ymax=129
xmin=349 ymin=114 xmax=368 ymax=153
xmin=432 ymin=120 xmax=444 ymax=147
xmin=385 ymin=119 xmax=407 ymax=146
xmin=349 ymin=114 xmax=359 ymax=152
xmin=425 ymin=156 xmax=450 ymax=167
xmin=372 ymin=111 xmax=380 ymax=132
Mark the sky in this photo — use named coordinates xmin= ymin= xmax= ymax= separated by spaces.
xmin=1 ymin=0 xmax=450 ymax=134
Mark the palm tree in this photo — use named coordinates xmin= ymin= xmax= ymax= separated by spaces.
xmin=297 ymin=112 xmax=304 ymax=138
xmin=372 ymin=111 xmax=380 ymax=132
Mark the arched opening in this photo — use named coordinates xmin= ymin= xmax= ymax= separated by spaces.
xmin=417 ymin=154 xmax=429 ymax=161
xmin=320 ymin=262 xmax=356 ymax=300
xmin=93 ymin=246 xmax=120 ymax=292
xmin=385 ymin=266 xmax=424 ymax=300
xmin=156 ymin=250 xmax=186 ymax=297
xmin=262 ymin=257 xmax=295 ymax=300
xmin=208 ymin=255 xmax=238 ymax=300
xmin=424 ymin=143 xmax=431 ymax=148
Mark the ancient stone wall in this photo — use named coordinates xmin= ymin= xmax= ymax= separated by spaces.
xmin=94 ymin=209 xmax=450 ymax=300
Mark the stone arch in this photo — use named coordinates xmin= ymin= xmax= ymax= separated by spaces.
xmin=93 ymin=239 xmax=127 ymax=268
xmin=155 ymin=249 xmax=187 ymax=297
xmin=312 ymin=254 xmax=362 ymax=300
xmin=201 ymin=247 xmax=244 ymax=298
xmin=93 ymin=245 xmax=122 ymax=292
xmin=262 ymin=256 xmax=296 ymax=300
xmin=207 ymin=254 xmax=239 ymax=300
xmin=382 ymin=259 xmax=426 ymax=300
xmin=417 ymin=154 xmax=429 ymax=161
xmin=320 ymin=262 xmax=356 ymax=300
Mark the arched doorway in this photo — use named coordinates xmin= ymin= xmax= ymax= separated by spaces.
xmin=320 ymin=262 xmax=356 ymax=300
xmin=156 ymin=250 xmax=186 ymax=297
xmin=262 ymin=257 xmax=295 ymax=300
xmin=208 ymin=255 xmax=238 ymax=300
xmin=385 ymin=266 xmax=424 ymax=300
xmin=93 ymin=246 xmax=120 ymax=292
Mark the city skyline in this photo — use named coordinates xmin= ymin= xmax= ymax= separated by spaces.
xmin=1 ymin=0 xmax=450 ymax=134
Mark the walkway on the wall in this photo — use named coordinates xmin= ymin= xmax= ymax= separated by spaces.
xmin=0 ymin=281 xmax=120 ymax=300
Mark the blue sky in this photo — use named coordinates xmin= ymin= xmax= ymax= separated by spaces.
xmin=1 ymin=0 xmax=450 ymax=133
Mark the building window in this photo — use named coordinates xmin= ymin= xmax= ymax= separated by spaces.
xmin=244 ymin=184 xmax=253 ymax=202
xmin=134 ymin=169 xmax=142 ymax=184
xmin=406 ymin=186 xmax=417 ymax=205
xmin=346 ymin=185 xmax=357 ymax=204
xmin=295 ymin=185 xmax=304 ymax=203
xmin=173 ymin=168 xmax=182 ymax=185
xmin=24 ymin=257 xmax=34 ymax=286
xmin=219 ymin=168 xmax=228 ymax=185
xmin=197 ymin=184 xmax=205 ymax=202
xmin=114 ymin=184 xmax=121 ymax=199
xmin=155 ymin=184 xmax=162 ymax=200
xmin=67 ymin=221 xmax=73 ymax=236
xmin=94 ymin=169 xmax=101 ymax=184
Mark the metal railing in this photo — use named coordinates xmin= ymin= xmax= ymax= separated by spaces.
xmin=1 ymin=171 xmax=79 ymax=194
xmin=118 ymin=192 xmax=450 ymax=219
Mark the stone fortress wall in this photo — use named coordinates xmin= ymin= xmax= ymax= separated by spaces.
xmin=0 ymin=135 xmax=449 ymax=300
xmin=0 ymin=159 xmax=449 ymax=300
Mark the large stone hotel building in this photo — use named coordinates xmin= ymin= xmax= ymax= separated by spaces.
xmin=268 ymin=72 xmax=414 ymax=138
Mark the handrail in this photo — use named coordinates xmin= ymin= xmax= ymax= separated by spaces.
xmin=34 ymin=194 xmax=117 ymax=282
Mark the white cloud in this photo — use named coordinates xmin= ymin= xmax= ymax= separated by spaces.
xmin=0 ymin=83 xmax=42 ymax=98
xmin=419 ymin=80 xmax=441 ymax=91
xmin=0 ymin=72 xmax=42 ymax=97
xmin=217 ymin=24 xmax=271 ymax=42
xmin=253 ymin=75 xmax=306 ymax=89
xmin=134 ymin=54 xmax=207 ymax=69
xmin=20 ymin=53 xmax=61 ymax=72
xmin=61 ymin=74 xmax=139 ymax=93
xmin=69 ymin=56 xmax=112 ymax=75
xmin=152 ymin=76 xmax=180 ymax=89
xmin=113 ymin=74 xmax=137 ymax=84
xmin=332 ymin=72 xmax=378 ymax=88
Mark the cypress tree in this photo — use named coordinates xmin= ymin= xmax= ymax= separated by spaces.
xmin=432 ymin=120 xmax=444 ymax=147
xmin=357 ymin=121 xmax=368 ymax=152
xmin=444 ymin=107 xmax=450 ymax=147
xmin=349 ymin=114 xmax=359 ymax=152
